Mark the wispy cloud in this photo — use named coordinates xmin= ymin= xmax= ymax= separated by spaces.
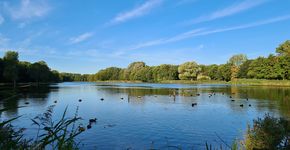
xmin=4 ymin=0 xmax=51 ymax=20
xmin=108 ymin=0 xmax=163 ymax=25
xmin=176 ymin=0 xmax=197 ymax=6
xmin=185 ymin=0 xmax=267 ymax=25
xmin=128 ymin=15 xmax=290 ymax=50
xmin=0 ymin=14 xmax=4 ymax=25
xmin=69 ymin=32 xmax=94 ymax=44
xmin=128 ymin=28 xmax=204 ymax=50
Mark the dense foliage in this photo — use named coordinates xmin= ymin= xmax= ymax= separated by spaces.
xmin=87 ymin=40 xmax=290 ymax=82
xmin=0 ymin=40 xmax=289 ymax=85
xmin=243 ymin=114 xmax=290 ymax=150
xmin=0 ymin=51 xmax=88 ymax=85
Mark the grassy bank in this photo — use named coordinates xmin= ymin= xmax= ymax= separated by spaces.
xmin=158 ymin=80 xmax=228 ymax=84
xmin=92 ymin=79 xmax=290 ymax=86
xmin=230 ymin=79 xmax=290 ymax=87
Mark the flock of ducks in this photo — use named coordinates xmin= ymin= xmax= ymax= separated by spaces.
xmin=78 ymin=118 xmax=97 ymax=132
xmin=22 ymin=91 xmax=252 ymax=132
xmin=23 ymin=92 xmax=252 ymax=109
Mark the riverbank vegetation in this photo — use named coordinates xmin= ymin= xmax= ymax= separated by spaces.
xmin=1 ymin=106 xmax=289 ymax=149
xmin=87 ymin=40 xmax=290 ymax=84
xmin=0 ymin=106 xmax=83 ymax=149
xmin=0 ymin=40 xmax=289 ymax=86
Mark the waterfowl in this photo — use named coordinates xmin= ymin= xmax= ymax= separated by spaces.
xmin=231 ymin=99 xmax=235 ymax=102
xmin=78 ymin=99 xmax=82 ymax=102
xmin=249 ymin=104 xmax=251 ymax=107
xmin=100 ymin=98 xmax=104 ymax=101
xmin=229 ymin=96 xmax=232 ymax=98
xmin=89 ymin=118 xmax=97 ymax=123
xmin=121 ymin=97 xmax=124 ymax=100
xmin=196 ymin=94 xmax=200 ymax=96
xmin=54 ymin=100 xmax=57 ymax=103
xmin=240 ymin=104 xmax=244 ymax=107
xmin=137 ymin=96 xmax=141 ymax=98
xmin=246 ymin=98 xmax=249 ymax=101
xmin=192 ymin=103 xmax=197 ymax=107
xmin=87 ymin=124 xmax=92 ymax=129
xmin=222 ymin=93 xmax=224 ymax=95
xmin=78 ymin=126 xmax=85 ymax=132
xmin=25 ymin=102 xmax=29 ymax=105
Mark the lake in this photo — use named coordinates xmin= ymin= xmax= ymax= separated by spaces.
xmin=0 ymin=82 xmax=290 ymax=149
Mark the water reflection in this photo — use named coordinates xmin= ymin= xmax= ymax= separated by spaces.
xmin=0 ymin=82 xmax=289 ymax=149
xmin=0 ymin=85 xmax=58 ymax=117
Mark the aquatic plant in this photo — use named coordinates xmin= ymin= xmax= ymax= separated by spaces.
xmin=242 ymin=114 xmax=290 ymax=150
xmin=0 ymin=106 xmax=84 ymax=150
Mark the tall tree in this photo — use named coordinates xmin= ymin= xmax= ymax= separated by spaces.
xmin=178 ymin=61 xmax=200 ymax=80
xmin=229 ymin=54 xmax=247 ymax=80
xmin=3 ymin=51 xmax=19 ymax=87
xmin=276 ymin=40 xmax=290 ymax=56
xmin=29 ymin=61 xmax=51 ymax=84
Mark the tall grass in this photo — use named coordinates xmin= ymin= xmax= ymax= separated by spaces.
xmin=0 ymin=105 xmax=84 ymax=150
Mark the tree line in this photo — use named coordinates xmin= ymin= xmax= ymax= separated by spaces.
xmin=0 ymin=51 xmax=86 ymax=87
xmin=88 ymin=40 xmax=290 ymax=82
xmin=0 ymin=40 xmax=289 ymax=86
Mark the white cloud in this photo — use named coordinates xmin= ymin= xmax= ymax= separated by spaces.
xmin=127 ymin=28 xmax=204 ymax=50
xmin=186 ymin=0 xmax=267 ymax=25
xmin=128 ymin=15 xmax=290 ymax=50
xmin=4 ymin=0 xmax=51 ymax=20
xmin=0 ymin=14 xmax=4 ymax=25
xmin=0 ymin=35 xmax=10 ymax=46
xmin=108 ymin=0 xmax=163 ymax=25
xmin=69 ymin=32 xmax=94 ymax=44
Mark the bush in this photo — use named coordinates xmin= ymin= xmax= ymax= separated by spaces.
xmin=243 ymin=114 xmax=290 ymax=150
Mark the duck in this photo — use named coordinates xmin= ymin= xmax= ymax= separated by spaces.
xmin=89 ymin=118 xmax=97 ymax=123
xmin=246 ymin=98 xmax=249 ymax=101
xmin=87 ymin=124 xmax=92 ymax=129
xmin=248 ymin=104 xmax=251 ymax=107
xmin=25 ymin=102 xmax=29 ymax=105
xmin=78 ymin=126 xmax=85 ymax=132
xmin=192 ymin=103 xmax=197 ymax=107
xmin=231 ymin=99 xmax=235 ymax=102
xmin=54 ymin=100 xmax=57 ymax=103
xmin=240 ymin=104 xmax=244 ymax=107
xmin=229 ymin=96 xmax=232 ymax=98
xmin=78 ymin=99 xmax=82 ymax=102
xmin=196 ymin=93 xmax=200 ymax=96
xmin=100 ymin=98 xmax=104 ymax=101
xmin=120 ymin=97 xmax=124 ymax=100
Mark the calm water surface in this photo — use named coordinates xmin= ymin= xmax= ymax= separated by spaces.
xmin=0 ymin=82 xmax=290 ymax=149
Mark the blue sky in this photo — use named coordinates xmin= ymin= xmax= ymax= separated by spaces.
xmin=0 ymin=0 xmax=290 ymax=74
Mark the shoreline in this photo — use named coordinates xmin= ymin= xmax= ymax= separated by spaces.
xmin=1 ymin=79 xmax=290 ymax=87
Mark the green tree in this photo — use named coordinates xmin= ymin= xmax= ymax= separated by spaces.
xmin=127 ymin=62 xmax=146 ymax=80
xmin=178 ymin=61 xmax=200 ymax=80
xmin=3 ymin=51 xmax=19 ymax=87
xmin=0 ymin=58 xmax=3 ymax=82
xmin=229 ymin=54 xmax=247 ymax=80
xmin=95 ymin=67 xmax=121 ymax=81
xmin=217 ymin=63 xmax=231 ymax=81
xmin=152 ymin=64 xmax=178 ymax=82
xmin=276 ymin=40 xmax=290 ymax=56
xmin=18 ymin=61 xmax=31 ymax=82
xmin=29 ymin=61 xmax=51 ymax=84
